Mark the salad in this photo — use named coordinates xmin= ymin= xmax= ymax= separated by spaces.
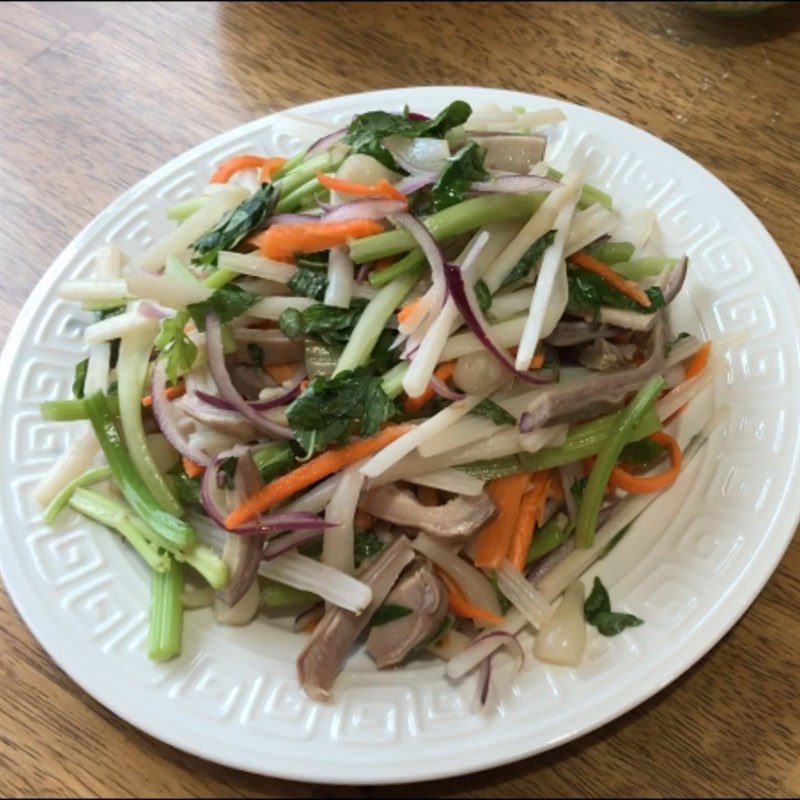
xmin=34 ymin=100 xmax=730 ymax=708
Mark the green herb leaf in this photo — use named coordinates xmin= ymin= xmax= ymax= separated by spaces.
xmin=72 ymin=358 xmax=89 ymax=399
xmin=430 ymin=140 xmax=490 ymax=212
xmin=343 ymin=101 xmax=472 ymax=170
xmin=570 ymin=476 xmax=588 ymax=505
xmin=252 ymin=442 xmax=295 ymax=482
xmin=500 ymin=230 xmax=556 ymax=288
xmin=567 ymin=266 xmax=665 ymax=318
xmin=353 ymin=528 xmax=385 ymax=565
xmin=278 ymin=299 xmax=367 ymax=347
xmin=171 ymin=472 xmax=201 ymax=506
xmin=584 ymin=576 xmax=643 ymax=637
xmin=286 ymin=367 xmax=397 ymax=455
xmin=186 ymin=284 xmax=260 ymax=331
xmin=155 ymin=315 xmax=198 ymax=386
xmin=470 ymin=398 xmax=516 ymax=426
xmin=246 ymin=343 xmax=264 ymax=368
xmin=618 ymin=438 xmax=665 ymax=465
xmin=193 ymin=183 xmax=276 ymax=266
xmin=287 ymin=265 xmax=329 ymax=301
xmin=371 ymin=603 xmax=413 ymax=626
xmin=475 ymin=279 xmax=492 ymax=312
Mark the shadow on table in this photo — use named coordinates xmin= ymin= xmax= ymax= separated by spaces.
xmin=610 ymin=1 xmax=800 ymax=47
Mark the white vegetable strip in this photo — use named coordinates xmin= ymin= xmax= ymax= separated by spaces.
xmin=32 ymin=425 xmax=100 ymax=507
xmin=515 ymin=171 xmax=582 ymax=369
xmin=281 ymin=474 xmax=341 ymax=514
xmin=518 ymin=423 xmax=568 ymax=453
xmin=487 ymin=288 xmax=534 ymax=321
xmin=58 ymin=280 xmax=130 ymax=303
xmin=187 ymin=429 xmax=239 ymax=453
xmin=654 ymin=356 xmax=725 ymax=421
xmin=84 ymin=342 xmax=111 ymax=396
xmin=248 ymin=296 xmax=314 ymax=319
xmin=446 ymin=609 xmax=527 ymax=679
xmin=126 ymin=273 xmax=212 ymax=308
xmin=128 ymin=187 xmax=249 ymax=273
xmin=612 ymin=208 xmax=656 ymax=250
xmin=439 ymin=316 xmax=526 ymax=362
xmin=412 ymin=532 xmax=502 ymax=621
xmin=144 ymin=432 xmax=180 ymax=474
xmin=117 ymin=326 xmax=182 ymax=515
xmin=323 ymin=460 xmax=365 ymax=575
xmin=564 ymin=204 xmax=616 ymax=256
xmin=665 ymin=329 xmax=750 ymax=369
xmin=324 ymin=246 xmax=354 ymax=309
xmin=402 ymin=220 xmax=522 ymax=398
xmin=481 ymin=173 xmax=580 ymax=293
xmin=258 ymin=552 xmax=372 ymax=613
xmin=83 ymin=309 xmax=154 ymax=344
xmin=497 ymin=561 xmax=555 ymax=628
xmin=360 ymin=393 xmax=487 ymax=479
xmin=533 ymin=581 xmax=586 ymax=666
xmin=94 ymin=244 xmax=124 ymax=279
xmin=218 ymin=251 xmax=298 ymax=282
xmin=405 ymin=468 xmax=486 ymax=496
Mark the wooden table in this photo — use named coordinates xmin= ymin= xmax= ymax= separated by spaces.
xmin=1 ymin=2 xmax=798 ymax=796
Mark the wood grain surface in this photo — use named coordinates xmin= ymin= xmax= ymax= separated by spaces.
xmin=1 ymin=2 xmax=798 ymax=797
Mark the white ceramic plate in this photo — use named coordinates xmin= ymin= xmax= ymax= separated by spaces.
xmin=2 ymin=87 xmax=798 ymax=785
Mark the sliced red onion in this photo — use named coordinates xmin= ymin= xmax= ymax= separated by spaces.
xmin=473 ymin=654 xmax=493 ymax=711
xmin=138 ymin=301 xmax=173 ymax=320
xmin=470 ymin=175 xmax=561 ymax=194
xmin=205 ymin=312 xmax=293 ymax=439
xmin=467 ymin=630 xmax=524 ymax=710
xmin=406 ymin=112 xmax=430 ymax=122
xmin=195 ymin=369 xmax=303 ymax=412
xmin=325 ymin=198 xmax=407 ymax=223
xmin=394 ymin=173 xmax=438 ymax=195
xmin=305 ymin=126 xmax=347 ymax=158
xmin=293 ymin=600 xmax=325 ymax=632
xmin=443 ymin=261 xmax=553 ymax=385
xmin=429 ymin=374 xmax=465 ymax=401
xmin=356 ymin=261 xmax=373 ymax=283
xmin=268 ymin=212 xmax=321 ymax=225
xmin=150 ymin=359 xmax=211 ymax=466
xmin=660 ymin=255 xmax=688 ymax=305
xmin=389 ymin=212 xmax=447 ymax=308
xmin=262 ymin=527 xmax=324 ymax=560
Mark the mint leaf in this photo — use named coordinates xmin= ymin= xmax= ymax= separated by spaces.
xmin=72 ymin=358 xmax=89 ymax=399
xmin=430 ymin=140 xmax=489 ymax=211
xmin=475 ymin=279 xmax=492 ymax=312
xmin=186 ymin=284 xmax=260 ymax=330
xmin=501 ymin=230 xmax=556 ymax=288
xmin=279 ymin=300 xmax=367 ymax=347
xmin=288 ymin=266 xmax=328 ymax=301
xmin=567 ymin=267 xmax=665 ymax=317
xmin=470 ymin=398 xmax=516 ymax=426
xmin=584 ymin=577 xmax=643 ymax=637
xmin=155 ymin=315 xmax=198 ymax=386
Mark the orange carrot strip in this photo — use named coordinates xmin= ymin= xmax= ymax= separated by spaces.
xmin=210 ymin=155 xmax=267 ymax=184
xmin=259 ymin=157 xmax=287 ymax=182
xmin=264 ymin=362 xmax=300 ymax=384
xmin=474 ymin=473 xmax=531 ymax=569
xmin=507 ymin=471 xmax=550 ymax=571
xmin=608 ymin=432 xmax=683 ymax=495
xmin=434 ymin=566 xmax=505 ymax=626
xmin=530 ymin=350 xmax=545 ymax=370
xmin=315 ymin=172 xmax=407 ymax=203
xmin=396 ymin=296 xmax=424 ymax=325
xmin=182 ymin=456 xmax=205 ymax=478
xmin=684 ymin=341 xmax=712 ymax=380
xmin=569 ymin=251 xmax=652 ymax=308
xmin=375 ymin=257 xmax=396 ymax=272
xmin=224 ymin=424 xmax=412 ymax=528
xmin=258 ymin=219 xmax=384 ymax=261
xmin=403 ymin=361 xmax=456 ymax=414
xmin=141 ymin=381 xmax=185 ymax=408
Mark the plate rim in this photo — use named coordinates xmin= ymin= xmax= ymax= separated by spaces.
xmin=2 ymin=85 xmax=798 ymax=785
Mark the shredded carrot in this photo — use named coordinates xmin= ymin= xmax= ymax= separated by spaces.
xmin=258 ymin=219 xmax=385 ymax=261
xmin=397 ymin=296 xmax=424 ymax=325
xmin=224 ymin=424 xmax=412 ymax=528
xmin=546 ymin=471 xmax=564 ymax=505
xmin=507 ymin=471 xmax=550 ymax=571
xmin=259 ymin=157 xmax=287 ymax=182
xmin=608 ymin=432 xmax=683 ymax=494
xmin=403 ymin=361 xmax=456 ymax=414
xmin=684 ymin=341 xmax=712 ymax=380
xmin=264 ymin=362 xmax=300 ymax=384
xmin=375 ymin=257 xmax=396 ymax=272
xmin=434 ymin=566 xmax=505 ymax=626
xmin=530 ymin=350 xmax=545 ymax=370
xmin=182 ymin=456 xmax=205 ymax=479
xmin=315 ymin=172 xmax=407 ymax=203
xmin=141 ymin=381 xmax=185 ymax=408
xmin=569 ymin=251 xmax=652 ymax=308
xmin=210 ymin=154 xmax=268 ymax=184
xmin=474 ymin=473 xmax=531 ymax=569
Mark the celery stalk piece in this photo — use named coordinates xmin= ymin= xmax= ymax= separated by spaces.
xmin=67 ymin=488 xmax=169 ymax=572
xmin=459 ymin=406 xmax=662 ymax=480
xmin=369 ymin=250 xmax=425 ymax=288
xmin=201 ymin=268 xmax=237 ymax=290
xmin=333 ymin=271 xmax=419 ymax=375
xmin=41 ymin=396 xmax=121 ymax=422
xmin=584 ymin=241 xmax=635 ymax=264
xmin=164 ymin=254 xmax=201 ymax=284
xmin=165 ymin=196 xmax=209 ymax=222
xmin=117 ymin=327 xmax=183 ymax=515
xmin=547 ymin=167 xmax=612 ymax=210
xmin=148 ymin=557 xmax=184 ymax=662
xmin=611 ymin=257 xmax=679 ymax=279
xmin=575 ymin=376 xmax=665 ymax=548
xmin=43 ymin=466 xmax=113 ymax=524
xmin=380 ymin=362 xmax=411 ymax=399
xmin=174 ymin=542 xmax=230 ymax=590
xmin=275 ymin=177 xmax=326 ymax=213
xmin=350 ymin=193 xmax=548 ymax=265
xmin=261 ymin=580 xmax=319 ymax=607
xmin=84 ymin=392 xmax=195 ymax=552
xmin=278 ymin=152 xmax=344 ymax=198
